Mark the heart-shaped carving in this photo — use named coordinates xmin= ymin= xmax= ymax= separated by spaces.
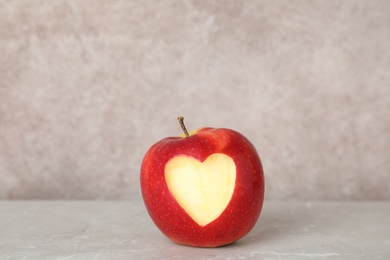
xmin=165 ymin=153 xmax=236 ymax=226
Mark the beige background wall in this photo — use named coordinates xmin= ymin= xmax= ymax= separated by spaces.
xmin=1 ymin=1 xmax=389 ymax=200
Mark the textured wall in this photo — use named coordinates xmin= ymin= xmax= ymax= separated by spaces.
xmin=0 ymin=1 xmax=389 ymax=200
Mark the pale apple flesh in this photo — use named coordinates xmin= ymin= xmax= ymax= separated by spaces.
xmin=165 ymin=153 xmax=236 ymax=227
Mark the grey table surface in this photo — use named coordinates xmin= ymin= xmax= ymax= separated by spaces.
xmin=0 ymin=199 xmax=389 ymax=260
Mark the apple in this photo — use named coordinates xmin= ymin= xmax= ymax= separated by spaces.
xmin=140 ymin=117 xmax=264 ymax=247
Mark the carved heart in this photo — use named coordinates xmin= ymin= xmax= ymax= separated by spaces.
xmin=165 ymin=153 xmax=236 ymax=226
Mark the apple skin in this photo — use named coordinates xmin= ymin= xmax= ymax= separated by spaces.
xmin=140 ymin=127 xmax=264 ymax=247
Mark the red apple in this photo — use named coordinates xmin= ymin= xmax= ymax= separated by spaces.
xmin=140 ymin=117 xmax=264 ymax=247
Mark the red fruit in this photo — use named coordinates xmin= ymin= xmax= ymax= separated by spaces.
xmin=140 ymin=117 xmax=264 ymax=247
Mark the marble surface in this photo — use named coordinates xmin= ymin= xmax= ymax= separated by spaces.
xmin=1 ymin=200 xmax=389 ymax=259
xmin=1 ymin=1 xmax=390 ymax=200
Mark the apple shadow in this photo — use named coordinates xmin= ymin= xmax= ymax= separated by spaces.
xmin=233 ymin=202 xmax=318 ymax=248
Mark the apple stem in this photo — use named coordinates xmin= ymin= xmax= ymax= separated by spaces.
xmin=177 ymin=116 xmax=190 ymax=137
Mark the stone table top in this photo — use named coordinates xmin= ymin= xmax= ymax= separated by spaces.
xmin=1 ymin=200 xmax=389 ymax=259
